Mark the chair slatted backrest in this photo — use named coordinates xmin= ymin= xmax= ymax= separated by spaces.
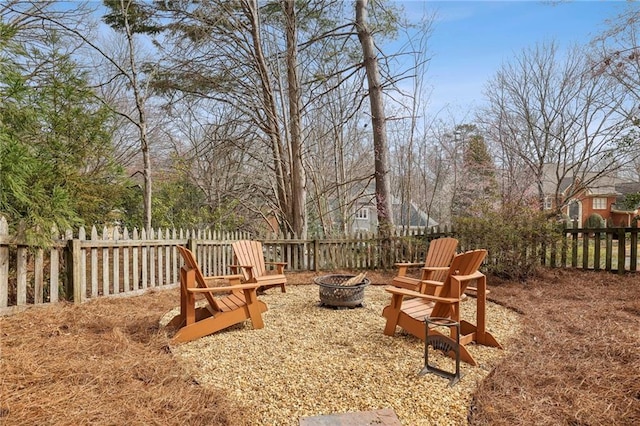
xmin=232 ymin=240 xmax=267 ymax=281
xmin=177 ymin=245 xmax=221 ymax=311
xmin=424 ymin=237 xmax=458 ymax=282
xmin=430 ymin=249 xmax=487 ymax=319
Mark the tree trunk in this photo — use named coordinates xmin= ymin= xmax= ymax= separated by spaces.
xmin=121 ymin=0 xmax=152 ymax=232
xmin=243 ymin=0 xmax=291 ymax=232
xmin=355 ymin=0 xmax=394 ymax=239
xmin=282 ymin=0 xmax=306 ymax=239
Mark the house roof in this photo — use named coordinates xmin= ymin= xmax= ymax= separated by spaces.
xmin=391 ymin=199 xmax=438 ymax=228
xmin=541 ymin=164 xmax=573 ymax=194
xmin=355 ymin=195 xmax=439 ymax=228
xmin=615 ymin=182 xmax=640 ymax=195
xmin=583 ymin=175 xmax=619 ymax=196
xmin=613 ymin=182 xmax=640 ymax=209
xmin=541 ymin=164 xmax=627 ymax=197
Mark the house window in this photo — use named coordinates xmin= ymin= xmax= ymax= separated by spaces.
xmin=543 ymin=196 xmax=553 ymax=210
xmin=592 ymin=197 xmax=607 ymax=210
xmin=355 ymin=207 xmax=369 ymax=220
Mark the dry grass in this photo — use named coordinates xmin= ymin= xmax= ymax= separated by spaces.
xmin=1 ymin=269 xmax=639 ymax=425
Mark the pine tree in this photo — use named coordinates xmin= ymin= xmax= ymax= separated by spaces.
xmin=451 ymin=129 xmax=498 ymax=218
xmin=0 ymin=22 xmax=129 ymax=242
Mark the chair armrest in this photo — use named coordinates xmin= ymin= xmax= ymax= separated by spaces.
xmin=394 ymin=262 xmax=423 ymax=268
xmin=394 ymin=262 xmax=423 ymax=277
xmin=385 ymin=285 xmax=424 ymax=298
xmin=465 ymin=286 xmax=490 ymax=295
xmin=265 ymin=261 xmax=287 ymax=273
xmin=417 ymin=279 xmax=444 ymax=295
xmin=204 ymin=274 xmax=244 ymax=281
xmin=421 ymin=266 xmax=449 ymax=272
xmin=186 ymin=282 xmax=262 ymax=294
xmin=385 ymin=285 xmax=459 ymax=304
xmin=420 ymin=266 xmax=449 ymax=281
xmin=451 ymin=271 xmax=484 ymax=282
xmin=419 ymin=279 xmax=444 ymax=288
xmin=231 ymin=264 xmax=257 ymax=281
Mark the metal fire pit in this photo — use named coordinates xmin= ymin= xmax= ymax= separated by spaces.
xmin=313 ymin=274 xmax=370 ymax=308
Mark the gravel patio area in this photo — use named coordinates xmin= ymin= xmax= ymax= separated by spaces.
xmin=164 ymin=283 xmax=521 ymax=425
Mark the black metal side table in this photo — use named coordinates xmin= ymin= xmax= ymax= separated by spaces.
xmin=418 ymin=316 xmax=462 ymax=386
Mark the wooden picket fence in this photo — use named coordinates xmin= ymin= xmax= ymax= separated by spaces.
xmin=0 ymin=218 xmax=448 ymax=314
xmin=544 ymin=226 xmax=639 ymax=273
xmin=1 ymin=215 xmax=638 ymax=315
xmin=0 ymin=217 xmax=253 ymax=314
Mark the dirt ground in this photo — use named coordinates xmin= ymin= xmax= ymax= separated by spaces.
xmin=1 ymin=269 xmax=639 ymax=425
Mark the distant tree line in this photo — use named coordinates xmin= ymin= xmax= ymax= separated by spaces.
xmin=1 ymin=1 xmax=639 ymax=245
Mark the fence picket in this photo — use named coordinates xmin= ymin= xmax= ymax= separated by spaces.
xmin=91 ymin=226 xmax=98 ymax=297
xmin=34 ymin=248 xmax=44 ymax=304
xmin=50 ymin=227 xmax=59 ymax=304
xmin=113 ymin=228 xmax=120 ymax=294
xmin=141 ymin=228 xmax=148 ymax=289
xmin=102 ymin=227 xmax=110 ymax=296
xmin=0 ymin=217 xmax=9 ymax=308
xmin=150 ymin=228 xmax=156 ymax=287
xmin=16 ymin=246 xmax=27 ymax=306
xmin=172 ymin=228 xmax=178 ymax=283
xmin=164 ymin=229 xmax=171 ymax=286
xmin=123 ymin=227 xmax=130 ymax=292
xmin=156 ymin=229 xmax=163 ymax=287
xmin=594 ymin=231 xmax=601 ymax=271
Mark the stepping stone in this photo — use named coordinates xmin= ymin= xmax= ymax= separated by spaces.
xmin=299 ymin=408 xmax=401 ymax=425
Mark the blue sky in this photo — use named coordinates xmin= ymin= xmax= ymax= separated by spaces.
xmin=395 ymin=0 xmax=633 ymax=121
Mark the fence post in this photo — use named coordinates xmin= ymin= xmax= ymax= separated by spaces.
xmin=312 ymin=239 xmax=319 ymax=272
xmin=617 ymin=228 xmax=626 ymax=275
xmin=66 ymin=238 xmax=83 ymax=303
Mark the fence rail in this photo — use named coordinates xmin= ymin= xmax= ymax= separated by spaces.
xmin=1 ymin=216 xmax=637 ymax=314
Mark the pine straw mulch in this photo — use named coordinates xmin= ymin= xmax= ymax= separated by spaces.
xmin=0 ymin=289 xmax=243 ymax=426
xmin=469 ymin=268 xmax=640 ymax=425
xmin=0 ymin=269 xmax=639 ymax=425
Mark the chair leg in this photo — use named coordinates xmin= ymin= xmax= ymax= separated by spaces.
xmin=243 ymin=289 xmax=265 ymax=330
xmin=382 ymin=295 xmax=403 ymax=336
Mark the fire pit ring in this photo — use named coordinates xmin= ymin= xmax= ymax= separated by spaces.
xmin=313 ymin=274 xmax=370 ymax=308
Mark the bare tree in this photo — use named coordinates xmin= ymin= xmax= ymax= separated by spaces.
xmin=481 ymin=41 xmax=636 ymax=214
xmin=305 ymin=71 xmax=373 ymax=236
xmin=355 ymin=0 xmax=394 ymax=238
xmin=593 ymin=5 xmax=640 ymax=179
xmin=148 ymin=0 xmax=311 ymax=235
xmin=388 ymin=16 xmax=434 ymax=231
xmin=101 ymin=0 xmax=155 ymax=232
xmin=282 ymin=0 xmax=306 ymax=238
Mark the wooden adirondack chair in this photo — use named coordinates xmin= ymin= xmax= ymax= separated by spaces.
xmin=382 ymin=249 xmax=502 ymax=366
xmin=392 ymin=237 xmax=458 ymax=295
xmin=167 ymin=246 xmax=268 ymax=343
xmin=231 ymin=240 xmax=287 ymax=293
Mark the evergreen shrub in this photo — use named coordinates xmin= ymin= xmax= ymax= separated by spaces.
xmin=453 ymin=204 xmax=561 ymax=281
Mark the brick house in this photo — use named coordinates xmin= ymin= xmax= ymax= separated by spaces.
xmin=541 ymin=166 xmax=640 ymax=227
